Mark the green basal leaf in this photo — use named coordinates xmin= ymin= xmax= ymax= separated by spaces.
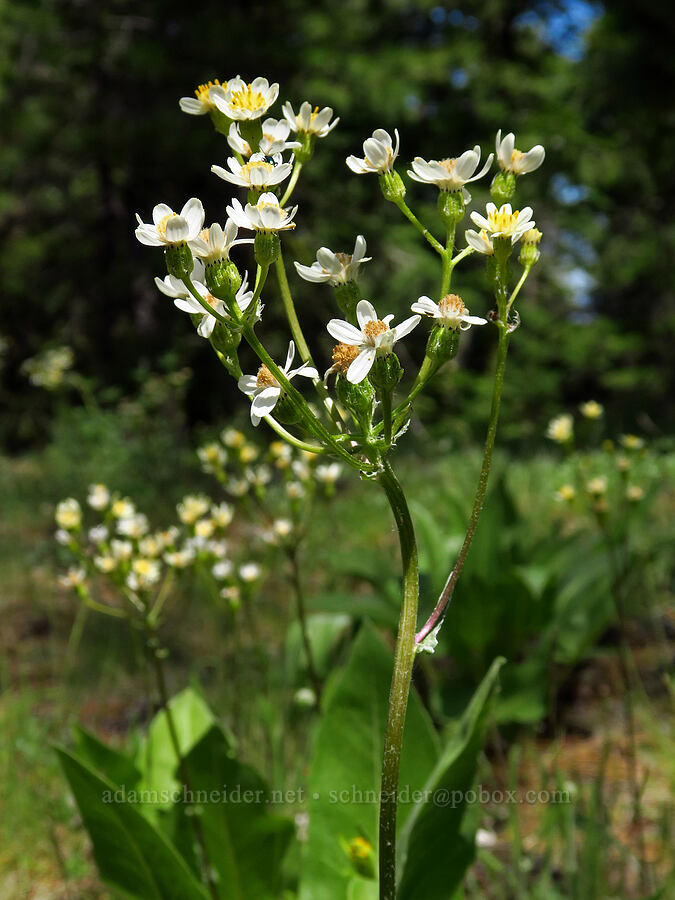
xmin=56 ymin=747 xmax=209 ymax=900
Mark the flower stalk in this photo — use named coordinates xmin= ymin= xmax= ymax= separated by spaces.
xmin=376 ymin=457 xmax=419 ymax=900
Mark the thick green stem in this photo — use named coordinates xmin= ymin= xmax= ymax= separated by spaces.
xmin=439 ymin=227 xmax=456 ymax=296
xmin=377 ymin=458 xmax=419 ymax=900
xmin=416 ymin=325 xmax=511 ymax=644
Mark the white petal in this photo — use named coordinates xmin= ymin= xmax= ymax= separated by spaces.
xmin=165 ymin=216 xmax=190 ymax=242
xmin=410 ymin=296 xmax=439 ymax=317
xmin=294 ymin=262 xmax=331 ymax=283
xmin=347 ymin=348 xmax=376 ymax=384
xmin=135 ymin=226 xmax=163 ymax=246
xmin=460 ymin=314 xmax=488 ymax=326
xmin=346 ymin=155 xmax=368 ymax=174
xmin=179 ymin=97 xmax=207 ymax=115
xmin=252 ymin=386 xmax=281 ymax=418
xmin=197 ymin=314 xmax=216 ymax=338
xmin=152 ymin=203 xmax=173 ymax=225
xmin=180 ymin=198 xmax=205 ymax=238
xmin=238 ymin=375 xmax=259 ymax=397
xmin=392 ymin=315 xmax=420 ymax=341
xmin=316 ymin=247 xmax=342 ymax=274
xmin=284 ymin=341 xmax=296 ymax=371
xmin=327 ymin=319 xmax=363 ymax=344
xmin=353 ymin=235 xmax=367 ymax=261
xmin=356 ymin=299 xmax=377 ymax=329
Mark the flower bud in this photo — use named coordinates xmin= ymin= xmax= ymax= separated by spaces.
xmin=426 ymin=325 xmax=460 ymax=364
xmin=254 ymin=231 xmax=281 ymax=266
xmin=369 ymin=353 xmax=403 ymax=392
xmin=165 ymin=243 xmax=194 ymax=279
xmin=438 ymin=191 xmax=465 ymax=227
xmin=210 ymin=322 xmax=242 ymax=355
xmin=205 ymin=259 xmax=242 ymax=303
xmin=518 ymin=228 xmax=542 ymax=268
xmin=490 ymin=171 xmax=516 ymax=205
xmin=379 ymin=170 xmax=406 ymax=203
xmin=336 ymin=375 xmax=375 ymax=432
xmin=333 ymin=282 xmax=360 ymax=321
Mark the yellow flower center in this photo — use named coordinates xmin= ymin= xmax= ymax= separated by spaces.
xmin=229 ymin=84 xmax=268 ymax=112
xmin=439 ymin=158 xmax=457 ymax=173
xmin=487 ymin=207 xmax=521 ymax=234
xmin=332 ymin=342 xmax=360 ymax=373
xmin=363 ymin=320 xmax=389 ymax=340
xmin=241 ymin=160 xmax=275 ymax=179
xmin=195 ymin=80 xmax=224 ymax=105
xmin=256 ymin=365 xmax=280 ymax=388
xmin=309 ymin=105 xmax=320 ymax=122
xmin=133 ymin=559 xmax=153 ymax=576
xmin=438 ymin=293 xmax=466 ymax=317
xmin=509 ymin=148 xmax=526 ymax=168
xmin=334 ymin=252 xmax=352 ymax=266
xmin=156 ymin=212 xmax=178 ymax=239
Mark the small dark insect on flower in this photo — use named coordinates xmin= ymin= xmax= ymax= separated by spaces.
xmin=264 ymin=155 xmax=276 ymax=165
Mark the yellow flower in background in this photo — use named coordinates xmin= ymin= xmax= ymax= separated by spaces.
xmin=621 ymin=434 xmax=645 ymax=451
xmin=580 ymin=400 xmax=604 ymax=419
xmin=555 ymin=484 xmax=576 ymax=502
xmin=55 ymin=498 xmax=81 ymax=530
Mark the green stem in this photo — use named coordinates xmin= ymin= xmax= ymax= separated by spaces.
xmin=252 ymin=263 xmax=270 ymax=308
xmin=263 ymin=415 xmax=326 ymax=454
xmin=280 ymin=160 xmax=303 ymax=207
xmin=275 ymin=252 xmax=345 ymax=430
xmin=439 ymin=227 xmax=456 ymax=296
xmin=377 ymin=458 xmax=419 ymax=900
xmin=505 ymin=265 xmax=531 ymax=317
xmin=382 ymin=389 xmax=393 ymax=447
xmin=240 ymin=323 xmax=374 ymax=473
xmin=393 ymin=199 xmax=444 ymax=255
xmin=149 ymin=636 xmax=219 ymax=900
xmin=415 ymin=325 xmax=511 ymax=645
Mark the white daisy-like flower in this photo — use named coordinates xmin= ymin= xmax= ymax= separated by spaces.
xmin=117 ymin=513 xmax=149 ymax=539
xmin=87 ymin=483 xmax=110 ymax=510
xmin=157 ymin=269 xmax=255 ymax=339
xmin=198 ymin=442 xmax=227 ymax=472
xmin=88 ymin=525 xmax=109 ymax=544
xmin=407 ymin=146 xmax=493 ymax=192
xmin=208 ymin=539 xmax=228 ymax=558
xmin=411 ymin=294 xmax=487 ymax=331
xmin=586 ymin=476 xmax=608 ymax=496
xmin=239 ymin=562 xmax=261 ymax=582
xmin=177 ymin=494 xmax=211 ymax=525
xmin=179 ymin=80 xmax=227 ymax=116
xmin=273 ymin=518 xmax=293 ymax=538
xmin=315 ymin=463 xmax=342 ymax=485
xmin=212 ymin=560 xmax=233 ymax=580
xmin=495 ymin=130 xmax=545 ymax=175
xmin=464 ymin=228 xmax=495 ymax=255
xmin=139 ymin=535 xmax=162 ymax=557
xmin=212 ymin=152 xmax=293 ymax=190
xmin=212 ymin=76 xmax=279 ymax=121
xmin=164 ymin=548 xmax=195 ymax=569
xmin=194 ymin=518 xmax=215 ymax=539
xmin=94 ymin=555 xmax=117 ymax=573
xmin=238 ymin=340 xmax=318 ymax=426
xmin=469 ymin=203 xmax=535 ymax=244
xmin=227 ymin=119 xmax=299 ymax=157
xmin=111 ymin=498 xmax=135 ymax=519
xmin=135 ymin=198 xmax=205 ymax=246
xmin=347 ymin=129 xmax=399 ymax=175
xmin=294 ymin=235 xmax=371 ymax=285
xmin=211 ymin=502 xmax=234 ymax=528
xmin=282 ymin=101 xmax=339 ymax=137
xmin=546 ymin=414 xmax=574 ymax=444
xmin=55 ymin=529 xmax=71 ymax=545
xmin=188 ymin=220 xmax=252 ymax=263
xmin=326 ymin=299 xmax=420 ymax=384
xmin=110 ymin=539 xmax=133 ymax=560
xmin=55 ymin=498 xmax=81 ymax=530
xmin=59 ymin=567 xmax=86 ymax=589
xmin=127 ymin=558 xmax=161 ymax=591
xmin=227 ymin=192 xmax=297 ymax=233
xmin=286 ymin=482 xmax=305 ymax=500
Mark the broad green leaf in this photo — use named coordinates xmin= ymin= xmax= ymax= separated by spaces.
xmin=175 ymin=724 xmax=294 ymax=900
xmin=136 ymin=686 xmax=215 ymax=803
xmin=397 ymin=657 xmax=505 ymax=900
xmin=298 ymin=622 xmax=439 ymax=900
xmin=347 ymin=877 xmax=379 ymax=900
xmin=73 ymin=724 xmax=141 ymax=789
xmin=56 ymin=747 xmax=209 ymax=900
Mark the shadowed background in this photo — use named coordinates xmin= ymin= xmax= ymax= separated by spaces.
xmin=1 ymin=0 xmax=674 ymax=450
